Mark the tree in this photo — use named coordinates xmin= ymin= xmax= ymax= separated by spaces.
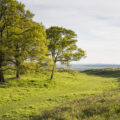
xmin=46 ymin=26 xmax=86 ymax=80
xmin=11 ymin=22 xmax=48 ymax=79
xmin=0 ymin=0 xmax=48 ymax=81
xmin=7 ymin=6 xmax=48 ymax=79
xmin=0 ymin=0 xmax=26 ymax=82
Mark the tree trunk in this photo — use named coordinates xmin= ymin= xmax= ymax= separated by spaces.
xmin=16 ymin=68 xmax=20 ymax=79
xmin=0 ymin=70 xmax=4 ymax=82
xmin=50 ymin=62 xmax=56 ymax=80
xmin=0 ymin=27 xmax=5 ymax=82
xmin=16 ymin=60 xmax=20 ymax=79
xmin=0 ymin=61 xmax=4 ymax=82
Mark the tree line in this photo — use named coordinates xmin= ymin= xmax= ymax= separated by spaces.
xmin=0 ymin=0 xmax=85 ymax=82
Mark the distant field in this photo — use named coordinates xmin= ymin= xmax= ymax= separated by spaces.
xmin=57 ymin=64 xmax=120 ymax=71
xmin=0 ymin=69 xmax=119 ymax=120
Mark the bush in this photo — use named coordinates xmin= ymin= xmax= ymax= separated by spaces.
xmin=58 ymin=68 xmax=78 ymax=75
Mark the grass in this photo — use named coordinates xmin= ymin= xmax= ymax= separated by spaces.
xmin=36 ymin=88 xmax=120 ymax=120
xmin=0 ymin=68 xmax=119 ymax=120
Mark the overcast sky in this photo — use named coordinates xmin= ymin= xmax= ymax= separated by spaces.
xmin=18 ymin=0 xmax=120 ymax=64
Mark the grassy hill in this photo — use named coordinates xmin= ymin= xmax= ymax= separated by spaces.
xmin=0 ymin=69 xmax=120 ymax=120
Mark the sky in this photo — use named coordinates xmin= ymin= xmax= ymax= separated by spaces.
xmin=18 ymin=0 xmax=120 ymax=64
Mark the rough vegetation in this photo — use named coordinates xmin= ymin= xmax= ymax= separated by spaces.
xmin=36 ymin=88 xmax=120 ymax=120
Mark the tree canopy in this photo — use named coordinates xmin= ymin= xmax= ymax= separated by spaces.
xmin=46 ymin=26 xmax=85 ymax=80
xmin=0 ymin=0 xmax=48 ymax=81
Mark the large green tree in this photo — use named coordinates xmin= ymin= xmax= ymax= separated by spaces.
xmin=0 ymin=0 xmax=26 ymax=82
xmin=12 ymin=22 xmax=48 ymax=79
xmin=8 ymin=9 xmax=48 ymax=78
xmin=46 ymin=26 xmax=86 ymax=80
xmin=0 ymin=0 xmax=48 ymax=81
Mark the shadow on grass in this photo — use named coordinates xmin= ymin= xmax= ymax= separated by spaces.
xmin=81 ymin=68 xmax=120 ymax=78
xmin=81 ymin=68 xmax=120 ymax=81
xmin=0 ymin=76 xmax=53 ymax=88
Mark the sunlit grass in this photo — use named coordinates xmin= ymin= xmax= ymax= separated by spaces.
xmin=0 ymin=69 xmax=119 ymax=119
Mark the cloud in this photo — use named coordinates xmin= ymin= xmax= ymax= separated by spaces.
xmin=18 ymin=0 xmax=120 ymax=64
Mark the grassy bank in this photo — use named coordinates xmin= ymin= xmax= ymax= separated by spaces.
xmin=0 ymin=69 xmax=119 ymax=119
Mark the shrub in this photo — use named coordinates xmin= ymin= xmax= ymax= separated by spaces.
xmin=58 ymin=68 xmax=78 ymax=75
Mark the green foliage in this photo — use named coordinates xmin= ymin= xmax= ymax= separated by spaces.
xmin=46 ymin=26 xmax=85 ymax=79
xmin=46 ymin=26 xmax=85 ymax=64
xmin=0 ymin=0 xmax=49 ymax=80
xmin=58 ymin=68 xmax=78 ymax=75
xmin=0 ymin=0 xmax=28 ymax=81
xmin=17 ymin=62 xmax=52 ymax=75
xmin=17 ymin=62 xmax=37 ymax=74
xmin=0 ymin=0 xmax=27 ymax=61
xmin=12 ymin=22 xmax=48 ymax=78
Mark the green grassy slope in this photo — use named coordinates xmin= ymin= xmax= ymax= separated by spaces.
xmin=0 ymin=69 xmax=119 ymax=120
xmin=37 ymin=88 xmax=120 ymax=120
